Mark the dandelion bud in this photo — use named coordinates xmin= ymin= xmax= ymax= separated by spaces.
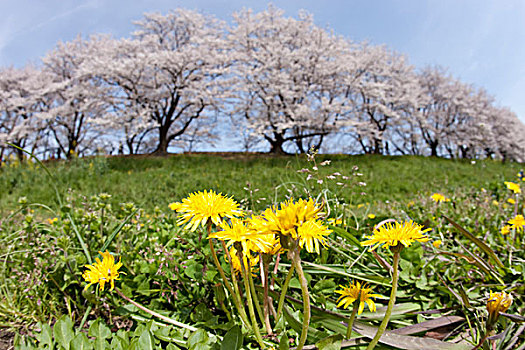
xmin=486 ymin=291 xmax=512 ymax=328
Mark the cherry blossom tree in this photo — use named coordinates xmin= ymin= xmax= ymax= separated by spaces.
xmin=37 ymin=36 xmax=111 ymax=159
xmin=229 ymin=6 xmax=353 ymax=154
xmin=344 ymin=44 xmax=423 ymax=155
xmin=84 ymin=9 xmax=229 ymax=155
xmin=483 ymin=106 xmax=525 ymax=161
xmin=0 ymin=65 xmax=49 ymax=160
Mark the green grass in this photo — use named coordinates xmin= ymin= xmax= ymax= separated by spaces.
xmin=0 ymin=154 xmax=521 ymax=213
xmin=2 ymin=153 xmax=524 ymax=349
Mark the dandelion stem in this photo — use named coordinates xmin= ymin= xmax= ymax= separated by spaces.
xmin=365 ymin=249 xmax=400 ymax=350
xmin=207 ymin=220 xmax=250 ymax=329
xmin=276 ymin=262 xmax=295 ymax=322
xmin=262 ymin=254 xmax=273 ymax=335
xmin=247 ymin=258 xmax=267 ymax=333
xmin=237 ymin=249 xmax=266 ymax=348
xmin=345 ymin=298 xmax=359 ymax=339
xmin=291 ymin=248 xmax=310 ymax=350
xmin=220 ymin=240 xmax=252 ymax=329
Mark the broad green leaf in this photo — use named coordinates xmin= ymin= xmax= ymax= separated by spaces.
xmin=36 ymin=323 xmax=53 ymax=348
xmin=316 ymin=334 xmax=343 ymax=350
xmin=390 ymin=316 xmax=465 ymax=336
xmin=53 ymin=316 xmax=75 ymax=350
xmin=500 ymin=312 xmax=525 ymax=323
xmin=330 ymin=226 xmax=361 ymax=247
xmin=220 ymin=325 xmax=243 ymax=350
xmin=353 ymin=321 xmax=471 ymax=350
xmin=111 ymin=336 xmax=129 ymax=350
xmin=70 ymin=333 xmax=93 ymax=350
xmin=137 ymin=330 xmax=154 ymax=350
xmin=166 ymin=344 xmax=182 ymax=350
xmin=282 ymin=306 xmax=327 ymax=342
xmin=279 ymin=332 xmax=290 ymax=350
xmin=88 ymin=319 xmax=112 ymax=340
xmin=187 ymin=329 xmax=209 ymax=350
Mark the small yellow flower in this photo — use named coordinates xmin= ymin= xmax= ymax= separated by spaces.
xmin=367 ymin=214 xmax=376 ymax=219
xmin=507 ymin=198 xmax=515 ymax=205
xmin=431 ymin=193 xmax=449 ymax=203
xmin=508 ymin=215 xmax=525 ymax=233
xmin=47 ymin=217 xmax=58 ymax=225
xmin=335 ymin=281 xmax=382 ymax=315
xmin=171 ymin=190 xmax=243 ymax=231
xmin=487 ymin=291 xmax=512 ymax=322
xmin=500 ymin=225 xmax=511 ymax=235
xmin=492 ymin=200 xmax=499 ymax=206
xmin=407 ymin=201 xmax=415 ymax=208
xmin=504 ymin=181 xmax=521 ymax=194
xmin=357 ymin=204 xmax=364 ymax=209
xmin=168 ymin=202 xmax=180 ymax=211
xmin=82 ymin=251 xmax=122 ymax=291
xmin=432 ymin=240 xmax=442 ymax=248
xmin=361 ymin=220 xmax=431 ymax=251
xmin=327 ymin=218 xmax=343 ymax=225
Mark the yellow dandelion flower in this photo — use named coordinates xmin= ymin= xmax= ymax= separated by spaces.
xmin=368 ymin=214 xmax=376 ymax=219
xmin=507 ymin=198 xmax=515 ymax=205
xmin=168 ymin=202 xmax=180 ymax=211
xmin=297 ymin=219 xmax=332 ymax=254
xmin=82 ymin=251 xmax=122 ymax=291
xmin=487 ymin=291 xmax=512 ymax=320
xmin=229 ymin=247 xmax=259 ymax=275
xmin=361 ymin=220 xmax=431 ymax=251
xmin=508 ymin=215 xmax=525 ymax=233
xmin=504 ymin=181 xmax=521 ymax=194
xmin=294 ymin=198 xmax=323 ymax=224
xmin=47 ymin=217 xmax=58 ymax=225
xmin=255 ymin=234 xmax=282 ymax=255
xmin=407 ymin=201 xmax=415 ymax=208
xmin=327 ymin=218 xmax=343 ymax=225
xmin=357 ymin=204 xmax=364 ymax=209
xmin=431 ymin=193 xmax=449 ymax=203
xmin=492 ymin=200 xmax=499 ymax=206
xmin=171 ymin=190 xmax=243 ymax=231
xmin=209 ymin=218 xmax=272 ymax=254
xmin=249 ymin=198 xmax=322 ymax=238
xmin=335 ymin=281 xmax=382 ymax=315
xmin=432 ymin=240 xmax=442 ymax=248
xmin=500 ymin=225 xmax=511 ymax=235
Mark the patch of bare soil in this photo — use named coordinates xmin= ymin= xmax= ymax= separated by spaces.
xmin=0 ymin=329 xmax=13 ymax=350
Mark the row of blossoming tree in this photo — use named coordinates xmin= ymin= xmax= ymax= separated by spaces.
xmin=1 ymin=6 xmax=525 ymax=161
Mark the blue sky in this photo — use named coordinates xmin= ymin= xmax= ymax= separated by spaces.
xmin=1 ymin=0 xmax=524 ymax=123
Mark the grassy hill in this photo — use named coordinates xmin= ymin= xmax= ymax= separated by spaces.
xmin=0 ymin=153 xmax=521 ymax=213
xmin=2 ymin=153 xmax=524 ymax=349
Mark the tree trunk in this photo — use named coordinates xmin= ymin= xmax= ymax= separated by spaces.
xmin=152 ymin=126 xmax=170 ymax=156
xmin=372 ymin=138 xmax=383 ymax=154
xmin=430 ymin=142 xmax=438 ymax=157
xmin=267 ymin=133 xmax=287 ymax=155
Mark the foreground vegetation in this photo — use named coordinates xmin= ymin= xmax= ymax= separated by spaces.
xmin=1 ymin=154 xmax=523 ymax=349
